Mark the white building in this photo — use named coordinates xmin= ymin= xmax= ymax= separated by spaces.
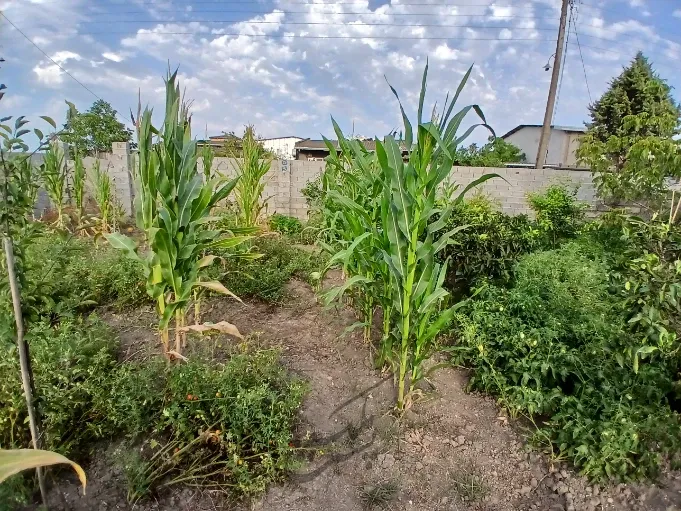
xmin=501 ymin=124 xmax=587 ymax=168
xmin=261 ymin=136 xmax=304 ymax=159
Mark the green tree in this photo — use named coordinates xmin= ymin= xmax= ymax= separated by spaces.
xmin=577 ymin=52 xmax=681 ymax=204
xmin=61 ymin=100 xmax=132 ymax=156
xmin=453 ymin=136 xmax=525 ymax=166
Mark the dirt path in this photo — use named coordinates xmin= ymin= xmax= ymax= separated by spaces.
xmin=37 ymin=279 xmax=681 ymax=511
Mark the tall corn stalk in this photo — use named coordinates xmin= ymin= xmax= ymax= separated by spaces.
xmin=90 ymin=160 xmax=113 ymax=233
xmin=234 ymin=126 xmax=272 ymax=227
xmin=107 ymin=70 xmax=251 ymax=358
xmin=201 ymin=136 xmax=215 ymax=182
xmin=41 ymin=140 xmax=67 ymax=228
xmin=324 ymin=63 xmax=499 ymax=410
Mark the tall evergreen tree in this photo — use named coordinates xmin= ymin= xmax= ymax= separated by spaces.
xmin=578 ymin=52 xmax=681 ymax=203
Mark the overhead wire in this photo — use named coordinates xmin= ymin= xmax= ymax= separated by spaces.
xmin=0 ymin=12 xmax=130 ymax=125
xmin=572 ymin=1 xmax=593 ymax=104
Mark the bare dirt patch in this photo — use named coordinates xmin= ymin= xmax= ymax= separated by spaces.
xmin=31 ymin=278 xmax=681 ymax=511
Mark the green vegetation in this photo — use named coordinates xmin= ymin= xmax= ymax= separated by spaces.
xmin=436 ymin=195 xmax=539 ymax=294
xmin=61 ymin=99 xmax=133 ymax=156
xmin=213 ymin=236 xmax=325 ymax=303
xmin=234 ymin=125 xmax=273 ymax=228
xmin=577 ymin=52 xmax=681 ymax=205
xmin=319 ymin=62 xmax=498 ymax=409
xmin=107 ymin=70 xmax=252 ymax=358
xmin=453 ymin=136 xmax=526 ymax=167
xmin=268 ymin=213 xmax=303 ymax=236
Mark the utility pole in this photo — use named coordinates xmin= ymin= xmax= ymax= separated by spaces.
xmin=535 ymin=0 xmax=570 ymax=169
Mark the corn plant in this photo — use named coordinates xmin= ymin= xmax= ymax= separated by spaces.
xmin=323 ymin=63 xmax=499 ymax=409
xmin=234 ymin=125 xmax=272 ymax=227
xmin=201 ymin=135 xmax=215 ymax=182
xmin=71 ymin=149 xmax=86 ymax=222
xmin=41 ymin=140 xmax=67 ymax=228
xmin=90 ymin=159 xmax=113 ymax=233
xmin=320 ymin=124 xmax=387 ymax=345
xmin=107 ymin=70 xmax=252 ymax=358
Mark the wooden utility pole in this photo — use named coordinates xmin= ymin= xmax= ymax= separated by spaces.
xmin=535 ymin=0 xmax=571 ymax=169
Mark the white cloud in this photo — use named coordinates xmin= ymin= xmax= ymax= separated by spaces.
xmin=433 ymin=44 xmax=460 ymax=61
xmin=673 ymin=9 xmax=681 ymax=18
xmin=33 ymin=64 xmax=64 ymax=86
xmin=102 ymin=52 xmax=125 ymax=63
xmin=51 ymin=51 xmax=81 ymax=65
xmin=489 ymin=4 xmax=513 ymax=19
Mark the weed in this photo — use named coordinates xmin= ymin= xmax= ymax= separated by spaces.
xmin=449 ymin=465 xmax=489 ymax=502
xmin=358 ymin=479 xmax=399 ymax=508
xmin=269 ymin=213 xmax=303 ymax=236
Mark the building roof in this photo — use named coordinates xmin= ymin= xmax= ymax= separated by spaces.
xmin=207 ymin=134 xmax=303 ymax=141
xmin=500 ymin=124 xmax=586 ymax=139
xmin=294 ymin=138 xmax=409 ymax=152
xmin=261 ymin=136 xmax=304 ymax=141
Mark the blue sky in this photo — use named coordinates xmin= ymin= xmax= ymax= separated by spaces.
xmin=1 ymin=0 xmax=680 ymax=146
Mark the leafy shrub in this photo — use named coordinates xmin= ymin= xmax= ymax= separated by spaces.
xmin=528 ymin=185 xmax=587 ymax=246
xmin=269 ymin=213 xmax=303 ymax=236
xmin=100 ymin=348 xmax=305 ymax=499
xmin=452 ymin=243 xmax=681 ymax=480
xmin=0 ymin=317 xmax=119 ymax=454
xmin=436 ymin=196 xmax=540 ymax=293
xmin=7 ymin=233 xmax=148 ymax=322
xmin=301 ymin=175 xmax=323 ymax=208
xmin=215 ymin=236 xmax=326 ymax=302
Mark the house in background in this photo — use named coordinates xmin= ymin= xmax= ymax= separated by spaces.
xmin=261 ymin=136 xmax=303 ymax=159
xmin=198 ymin=134 xmax=303 ymax=159
xmin=501 ymin=124 xmax=587 ymax=168
xmin=294 ymin=138 xmax=410 ymax=161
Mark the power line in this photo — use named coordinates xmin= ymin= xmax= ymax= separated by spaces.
xmin=0 ymin=12 xmax=129 ymax=124
xmin=572 ymin=3 xmax=593 ymax=104
xmin=78 ymin=31 xmax=557 ymax=41
xmin=67 ymin=9 xmax=562 ymax=18
xmin=61 ymin=19 xmax=562 ymax=29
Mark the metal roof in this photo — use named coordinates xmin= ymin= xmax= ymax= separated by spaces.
xmin=500 ymin=124 xmax=586 ymax=139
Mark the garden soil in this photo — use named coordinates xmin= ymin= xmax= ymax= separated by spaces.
xmin=29 ymin=277 xmax=681 ymax=511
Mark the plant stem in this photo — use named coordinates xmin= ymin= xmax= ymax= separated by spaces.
xmin=3 ymin=236 xmax=49 ymax=507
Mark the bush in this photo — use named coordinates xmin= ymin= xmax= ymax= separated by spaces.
xmin=528 ymin=185 xmax=587 ymax=246
xmin=0 ymin=317 xmax=119 ymax=454
xmin=436 ymin=196 xmax=540 ymax=293
xmin=215 ymin=236 xmax=326 ymax=302
xmin=100 ymin=348 xmax=305 ymax=499
xmin=452 ymin=243 xmax=681 ymax=480
xmin=268 ymin=213 xmax=303 ymax=236
xmin=10 ymin=233 xmax=148 ymax=322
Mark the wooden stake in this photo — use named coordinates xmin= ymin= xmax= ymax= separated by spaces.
xmin=3 ymin=236 xmax=49 ymax=507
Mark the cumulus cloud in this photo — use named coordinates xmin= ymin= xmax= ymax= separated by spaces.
xmin=102 ymin=52 xmax=125 ymax=63
xmin=3 ymin=0 xmax=680 ymax=143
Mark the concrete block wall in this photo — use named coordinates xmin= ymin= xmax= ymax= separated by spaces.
xmin=58 ymin=144 xmax=600 ymax=221
xmin=449 ymin=166 xmax=597 ymax=216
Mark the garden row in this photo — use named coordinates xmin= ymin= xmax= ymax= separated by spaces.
xmin=0 ymin=71 xmax=324 ymax=507
xmin=312 ymin=62 xmax=681 ymax=483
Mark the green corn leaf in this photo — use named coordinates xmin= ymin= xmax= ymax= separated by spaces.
xmin=432 ymin=224 xmax=470 ymax=254
xmin=453 ymin=173 xmax=504 ymax=204
xmin=105 ymin=233 xmax=141 ymax=262
xmin=321 ymin=275 xmax=373 ymax=306
xmin=204 ymin=235 xmax=252 ymax=251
